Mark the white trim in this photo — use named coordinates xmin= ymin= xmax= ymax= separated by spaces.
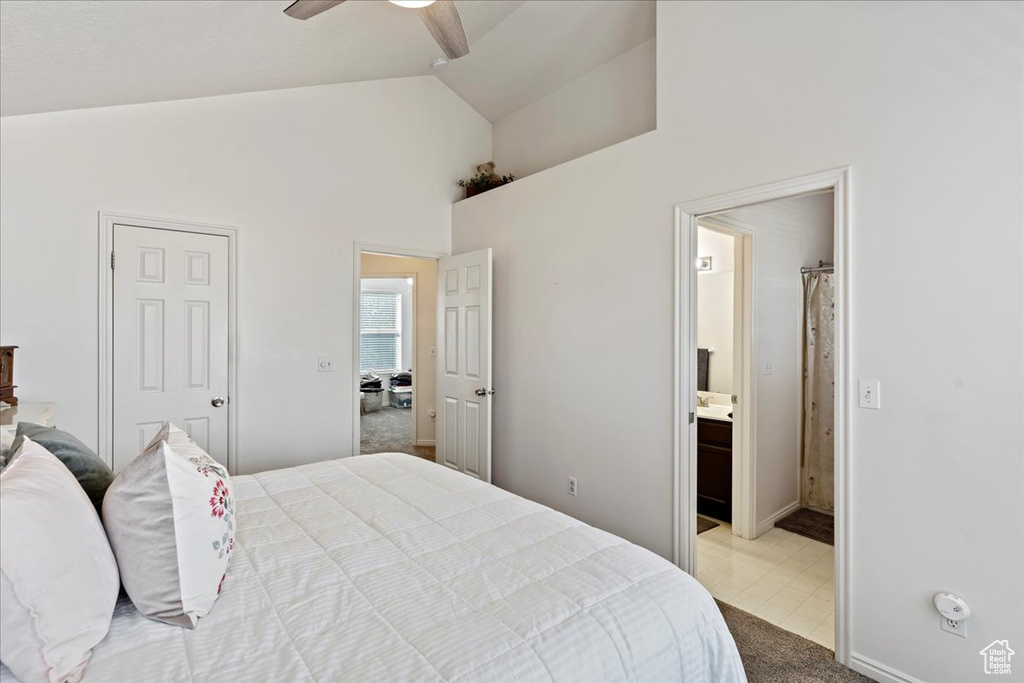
xmin=696 ymin=215 xmax=758 ymax=541
xmin=673 ymin=167 xmax=852 ymax=666
xmin=98 ymin=211 xmax=239 ymax=474
xmin=415 ymin=439 xmax=436 ymax=447
xmin=353 ymin=243 xmax=446 ymax=457
xmin=849 ymin=654 xmax=925 ymax=683
xmin=755 ymin=500 xmax=801 ymax=537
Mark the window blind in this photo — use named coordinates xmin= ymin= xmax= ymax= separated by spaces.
xmin=360 ymin=291 xmax=401 ymax=372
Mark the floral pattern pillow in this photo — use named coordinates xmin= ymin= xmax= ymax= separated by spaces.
xmin=102 ymin=423 xmax=235 ymax=628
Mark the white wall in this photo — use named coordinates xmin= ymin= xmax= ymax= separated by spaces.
xmin=696 ymin=226 xmax=735 ymax=393
xmin=361 ymin=253 xmax=438 ymax=442
xmin=719 ymin=193 xmax=834 ymax=528
xmin=452 ymin=3 xmax=1023 ymax=681
xmin=0 ymin=76 xmax=490 ymax=475
xmin=492 ymin=38 xmax=656 ymax=179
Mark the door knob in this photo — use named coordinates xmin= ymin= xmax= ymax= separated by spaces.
xmin=211 ymin=397 xmax=225 ymax=408
xmin=474 ymin=388 xmax=495 ymax=396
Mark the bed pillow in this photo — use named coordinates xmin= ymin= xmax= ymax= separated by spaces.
xmin=0 ymin=437 xmax=120 ymax=683
xmin=9 ymin=422 xmax=114 ymax=512
xmin=102 ymin=423 xmax=235 ymax=628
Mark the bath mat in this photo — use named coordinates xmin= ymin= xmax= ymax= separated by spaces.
xmin=697 ymin=516 xmax=720 ymax=535
xmin=774 ymin=508 xmax=833 ymax=546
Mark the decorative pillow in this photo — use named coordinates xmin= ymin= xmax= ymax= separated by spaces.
xmin=102 ymin=423 xmax=234 ymax=628
xmin=9 ymin=423 xmax=114 ymax=512
xmin=0 ymin=437 xmax=120 ymax=683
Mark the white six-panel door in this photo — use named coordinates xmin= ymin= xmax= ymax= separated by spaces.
xmin=112 ymin=224 xmax=229 ymax=471
xmin=436 ymin=249 xmax=493 ymax=481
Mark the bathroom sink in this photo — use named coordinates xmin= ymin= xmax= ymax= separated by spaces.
xmin=697 ymin=404 xmax=733 ymax=422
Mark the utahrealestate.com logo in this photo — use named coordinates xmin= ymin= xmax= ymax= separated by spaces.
xmin=980 ymin=640 xmax=1015 ymax=675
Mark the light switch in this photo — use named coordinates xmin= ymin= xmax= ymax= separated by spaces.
xmin=317 ymin=356 xmax=334 ymax=373
xmin=859 ymin=379 xmax=880 ymax=409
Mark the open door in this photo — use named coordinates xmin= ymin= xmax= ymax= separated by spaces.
xmin=436 ymin=248 xmax=493 ymax=481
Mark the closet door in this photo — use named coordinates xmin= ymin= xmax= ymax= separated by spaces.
xmin=112 ymin=224 xmax=229 ymax=470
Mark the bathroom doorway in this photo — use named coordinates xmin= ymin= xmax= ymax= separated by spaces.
xmin=678 ymin=170 xmax=849 ymax=658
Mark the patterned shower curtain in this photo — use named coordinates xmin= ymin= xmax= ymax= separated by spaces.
xmin=801 ymin=272 xmax=835 ymax=512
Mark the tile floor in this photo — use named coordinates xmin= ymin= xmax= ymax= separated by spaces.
xmin=697 ymin=521 xmax=835 ymax=650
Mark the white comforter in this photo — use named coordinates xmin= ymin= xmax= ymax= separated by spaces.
xmin=3 ymin=454 xmax=745 ymax=682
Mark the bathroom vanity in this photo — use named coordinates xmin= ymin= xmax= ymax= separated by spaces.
xmin=697 ymin=401 xmax=733 ymax=523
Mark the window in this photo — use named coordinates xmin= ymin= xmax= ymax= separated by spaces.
xmin=360 ymin=290 xmax=402 ymax=372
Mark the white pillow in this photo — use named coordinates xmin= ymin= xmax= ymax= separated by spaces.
xmin=0 ymin=437 xmax=119 ymax=683
xmin=102 ymin=423 xmax=235 ymax=628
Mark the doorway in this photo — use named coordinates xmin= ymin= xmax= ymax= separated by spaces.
xmin=675 ymin=168 xmax=851 ymax=663
xmin=352 ymin=243 xmax=495 ymax=482
xmin=357 ymin=252 xmax=438 ymax=460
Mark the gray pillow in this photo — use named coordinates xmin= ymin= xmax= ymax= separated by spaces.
xmin=10 ymin=423 xmax=114 ymax=512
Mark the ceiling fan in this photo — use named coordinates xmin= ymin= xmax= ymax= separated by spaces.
xmin=284 ymin=0 xmax=470 ymax=60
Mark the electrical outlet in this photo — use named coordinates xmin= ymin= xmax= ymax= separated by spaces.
xmin=763 ymin=361 xmax=773 ymax=376
xmin=317 ymin=356 xmax=334 ymax=373
xmin=941 ymin=616 xmax=968 ymax=638
xmin=567 ymin=477 xmax=578 ymax=497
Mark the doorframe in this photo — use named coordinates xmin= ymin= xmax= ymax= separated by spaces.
xmin=98 ymin=211 xmax=239 ymax=474
xmin=672 ymin=167 xmax=852 ymax=664
xmin=352 ymin=242 xmax=446 ymax=457
xmin=692 ymin=216 xmax=757 ymax=541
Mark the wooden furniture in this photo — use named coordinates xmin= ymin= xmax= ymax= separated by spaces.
xmin=0 ymin=345 xmax=17 ymax=406
xmin=697 ymin=417 xmax=733 ymax=523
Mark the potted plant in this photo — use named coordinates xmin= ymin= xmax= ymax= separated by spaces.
xmin=458 ymin=162 xmax=514 ymax=198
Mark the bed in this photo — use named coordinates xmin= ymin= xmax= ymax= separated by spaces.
xmin=2 ymin=453 xmax=744 ymax=682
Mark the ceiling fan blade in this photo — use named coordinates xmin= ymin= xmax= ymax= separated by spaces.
xmin=283 ymin=0 xmax=346 ymax=20
xmin=418 ymin=0 xmax=469 ymax=60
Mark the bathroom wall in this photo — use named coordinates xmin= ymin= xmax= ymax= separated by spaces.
xmin=696 ymin=226 xmax=735 ymax=393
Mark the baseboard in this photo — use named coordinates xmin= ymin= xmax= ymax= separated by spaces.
xmin=755 ymin=500 xmax=801 ymax=536
xmin=415 ymin=439 xmax=435 ymax=447
xmin=849 ymin=653 xmax=925 ymax=683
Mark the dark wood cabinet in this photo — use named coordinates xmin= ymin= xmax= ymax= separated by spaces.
xmin=0 ymin=345 xmax=16 ymax=406
xmin=697 ymin=418 xmax=732 ymax=523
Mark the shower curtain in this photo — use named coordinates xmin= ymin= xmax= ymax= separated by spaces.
xmin=801 ymin=272 xmax=835 ymax=512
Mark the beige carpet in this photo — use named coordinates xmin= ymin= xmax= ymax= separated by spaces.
xmin=360 ymin=406 xmax=435 ymax=461
xmin=717 ymin=601 xmax=874 ymax=682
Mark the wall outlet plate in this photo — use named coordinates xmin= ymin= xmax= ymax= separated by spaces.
xmin=941 ymin=616 xmax=968 ymax=638
xmin=567 ymin=477 xmax=578 ymax=497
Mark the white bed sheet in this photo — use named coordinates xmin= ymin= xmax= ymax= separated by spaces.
xmin=2 ymin=454 xmax=744 ymax=682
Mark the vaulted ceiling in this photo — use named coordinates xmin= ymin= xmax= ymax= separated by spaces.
xmin=0 ymin=0 xmax=655 ymax=121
